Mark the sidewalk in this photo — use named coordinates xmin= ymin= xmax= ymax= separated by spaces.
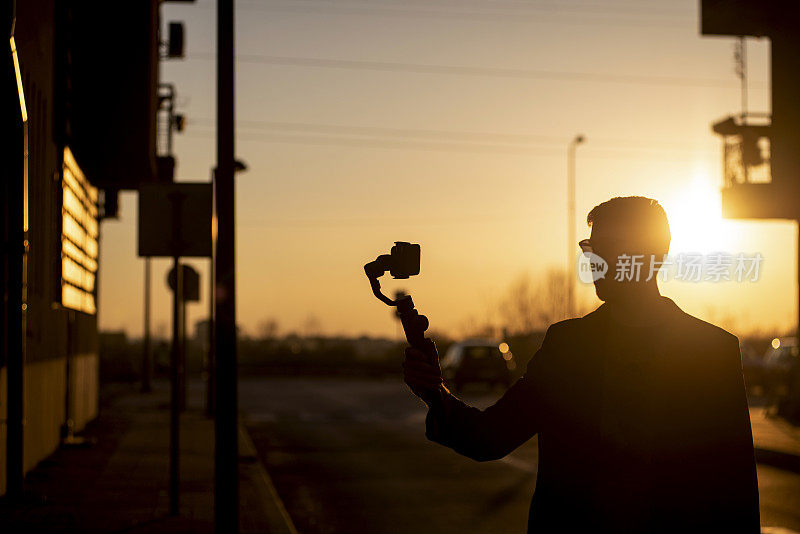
xmin=751 ymin=406 xmax=800 ymax=471
xmin=1 ymin=387 xmax=797 ymax=533
xmin=0 ymin=381 xmax=297 ymax=534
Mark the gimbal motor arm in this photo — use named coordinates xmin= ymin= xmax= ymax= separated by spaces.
xmin=364 ymin=255 xmax=397 ymax=306
xmin=363 ymin=254 xmax=439 ymax=374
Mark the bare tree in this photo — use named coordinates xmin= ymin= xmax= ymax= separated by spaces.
xmin=256 ymin=318 xmax=280 ymax=342
xmin=498 ymin=269 xmax=573 ymax=335
xmin=457 ymin=314 xmax=498 ymax=340
xmin=301 ymin=314 xmax=323 ymax=337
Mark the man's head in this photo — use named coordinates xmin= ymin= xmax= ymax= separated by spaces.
xmin=585 ymin=196 xmax=670 ymax=302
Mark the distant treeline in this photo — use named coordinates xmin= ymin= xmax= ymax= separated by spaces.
xmin=99 ymin=328 xmax=779 ymax=385
xmin=99 ymin=330 xmax=548 ymax=383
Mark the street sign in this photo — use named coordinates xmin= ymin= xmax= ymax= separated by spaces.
xmin=167 ymin=264 xmax=200 ymax=301
xmin=138 ymin=183 xmax=212 ymax=257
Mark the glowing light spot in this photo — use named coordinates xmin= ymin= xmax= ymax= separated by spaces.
xmin=661 ymin=170 xmax=736 ymax=255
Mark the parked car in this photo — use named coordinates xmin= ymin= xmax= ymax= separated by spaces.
xmin=740 ymin=341 xmax=766 ymax=393
xmin=762 ymin=337 xmax=798 ymax=403
xmin=441 ymin=340 xmax=515 ymax=392
xmin=765 ymin=337 xmax=799 ymax=371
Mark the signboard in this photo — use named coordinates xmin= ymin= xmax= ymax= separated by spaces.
xmin=138 ymin=183 xmax=212 ymax=257
xmin=167 ymin=264 xmax=201 ymax=302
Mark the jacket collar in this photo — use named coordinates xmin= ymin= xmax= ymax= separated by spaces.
xmin=585 ymin=296 xmax=683 ymax=327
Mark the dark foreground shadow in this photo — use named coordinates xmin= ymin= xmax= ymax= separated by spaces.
xmin=755 ymin=448 xmax=800 ymax=474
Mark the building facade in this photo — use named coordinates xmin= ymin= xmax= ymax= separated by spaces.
xmin=2 ymin=0 xmax=160 ymax=495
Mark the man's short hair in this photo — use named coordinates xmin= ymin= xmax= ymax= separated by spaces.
xmin=587 ymin=196 xmax=671 ymax=256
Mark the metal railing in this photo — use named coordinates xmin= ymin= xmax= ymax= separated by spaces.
xmin=713 ymin=113 xmax=772 ymax=188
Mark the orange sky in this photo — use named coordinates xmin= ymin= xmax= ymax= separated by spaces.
xmin=97 ymin=0 xmax=797 ymax=340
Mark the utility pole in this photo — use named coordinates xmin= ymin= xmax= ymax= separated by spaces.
xmin=142 ymin=258 xmax=152 ymax=391
xmin=207 ymin=168 xmax=216 ymax=417
xmin=215 ymin=0 xmax=238 ymax=530
xmin=566 ymin=134 xmax=585 ymax=318
xmin=169 ymin=239 xmax=183 ymax=516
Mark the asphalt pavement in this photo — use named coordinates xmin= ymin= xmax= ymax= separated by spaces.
xmin=240 ymin=376 xmax=800 ymax=534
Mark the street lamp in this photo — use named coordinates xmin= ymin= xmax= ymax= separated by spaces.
xmin=567 ymin=134 xmax=586 ymax=318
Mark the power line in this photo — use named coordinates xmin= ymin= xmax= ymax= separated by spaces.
xmin=188 ymin=0 xmax=695 ymax=29
xmin=181 ymin=129 xmax=715 ymax=161
xmin=187 ymin=117 xmax=719 ymax=151
xmin=184 ymin=129 xmax=565 ymax=155
xmin=238 ymin=214 xmax=520 ymax=229
xmin=240 ymin=0 xmax=693 ymax=18
xmin=189 ymin=117 xmax=567 ymax=144
xmin=466 ymin=0 xmax=691 ymax=17
xmin=187 ymin=52 xmax=745 ymax=89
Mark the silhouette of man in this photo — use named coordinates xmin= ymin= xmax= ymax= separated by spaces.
xmin=403 ymin=196 xmax=759 ymax=533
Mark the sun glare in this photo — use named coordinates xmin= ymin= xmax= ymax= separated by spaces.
xmin=662 ymin=173 xmax=736 ymax=256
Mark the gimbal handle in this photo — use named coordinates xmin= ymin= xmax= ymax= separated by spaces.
xmin=394 ymin=294 xmax=436 ymax=359
xmin=392 ymin=294 xmax=443 ymax=409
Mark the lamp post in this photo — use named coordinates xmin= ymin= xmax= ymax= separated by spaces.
xmin=567 ymin=134 xmax=585 ymax=318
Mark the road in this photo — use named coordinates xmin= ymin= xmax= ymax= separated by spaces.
xmin=240 ymin=376 xmax=800 ymax=534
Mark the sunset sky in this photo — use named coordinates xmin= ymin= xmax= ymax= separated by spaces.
xmin=98 ymin=0 xmax=797 ymax=340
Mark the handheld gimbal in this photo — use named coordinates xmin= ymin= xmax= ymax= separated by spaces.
xmin=364 ymin=242 xmax=443 ymax=405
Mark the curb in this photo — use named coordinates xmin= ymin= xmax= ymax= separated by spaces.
xmin=238 ymin=423 xmax=300 ymax=534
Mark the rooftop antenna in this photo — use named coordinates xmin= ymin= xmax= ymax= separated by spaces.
xmin=734 ymin=36 xmax=747 ymax=118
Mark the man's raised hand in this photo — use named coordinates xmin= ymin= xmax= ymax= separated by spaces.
xmin=403 ymin=346 xmax=443 ymax=404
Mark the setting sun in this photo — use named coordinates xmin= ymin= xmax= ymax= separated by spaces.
xmin=662 ymin=173 xmax=737 ymax=256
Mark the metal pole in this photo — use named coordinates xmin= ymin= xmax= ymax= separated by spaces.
xmin=168 ymin=190 xmax=185 ymax=517
xmin=791 ymin=220 xmax=800 ymax=417
xmin=63 ymin=311 xmax=74 ymax=440
xmin=566 ymin=135 xmax=584 ymax=318
xmin=207 ymin=170 xmax=216 ymax=417
xmin=215 ymin=0 xmax=238 ymax=530
xmin=180 ymin=283 xmax=187 ymax=411
xmin=170 ymin=256 xmax=183 ymax=516
xmin=567 ymin=142 xmax=575 ymax=318
xmin=166 ymin=86 xmax=174 ymax=156
xmin=143 ymin=257 xmax=152 ymax=391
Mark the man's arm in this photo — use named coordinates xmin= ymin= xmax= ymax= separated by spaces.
xmin=403 ymin=328 xmax=555 ymax=462
xmin=704 ymin=334 xmax=760 ymax=529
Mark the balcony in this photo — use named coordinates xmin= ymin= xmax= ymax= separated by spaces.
xmin=713 ymin=113 xmax=771 ymax=186
xmin=713 ymin=113 xmax=797 ymax=219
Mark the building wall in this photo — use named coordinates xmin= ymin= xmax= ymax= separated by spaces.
xmin=22 ymin=358 xmax=66 ymax=474
xmin=69 ymin=353 xmax=99 ymax=431
xmin=20 ymin=354 xmax=97 ymax=474
xmin=1 ymin=0 xmax=100 ymax=495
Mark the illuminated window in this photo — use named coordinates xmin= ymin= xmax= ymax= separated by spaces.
xmin=61 ymin=147 xmax=98 ymax=314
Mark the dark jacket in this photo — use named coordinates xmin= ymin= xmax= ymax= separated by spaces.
xmin=426 ymin=298 xmax=759 ymax=533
